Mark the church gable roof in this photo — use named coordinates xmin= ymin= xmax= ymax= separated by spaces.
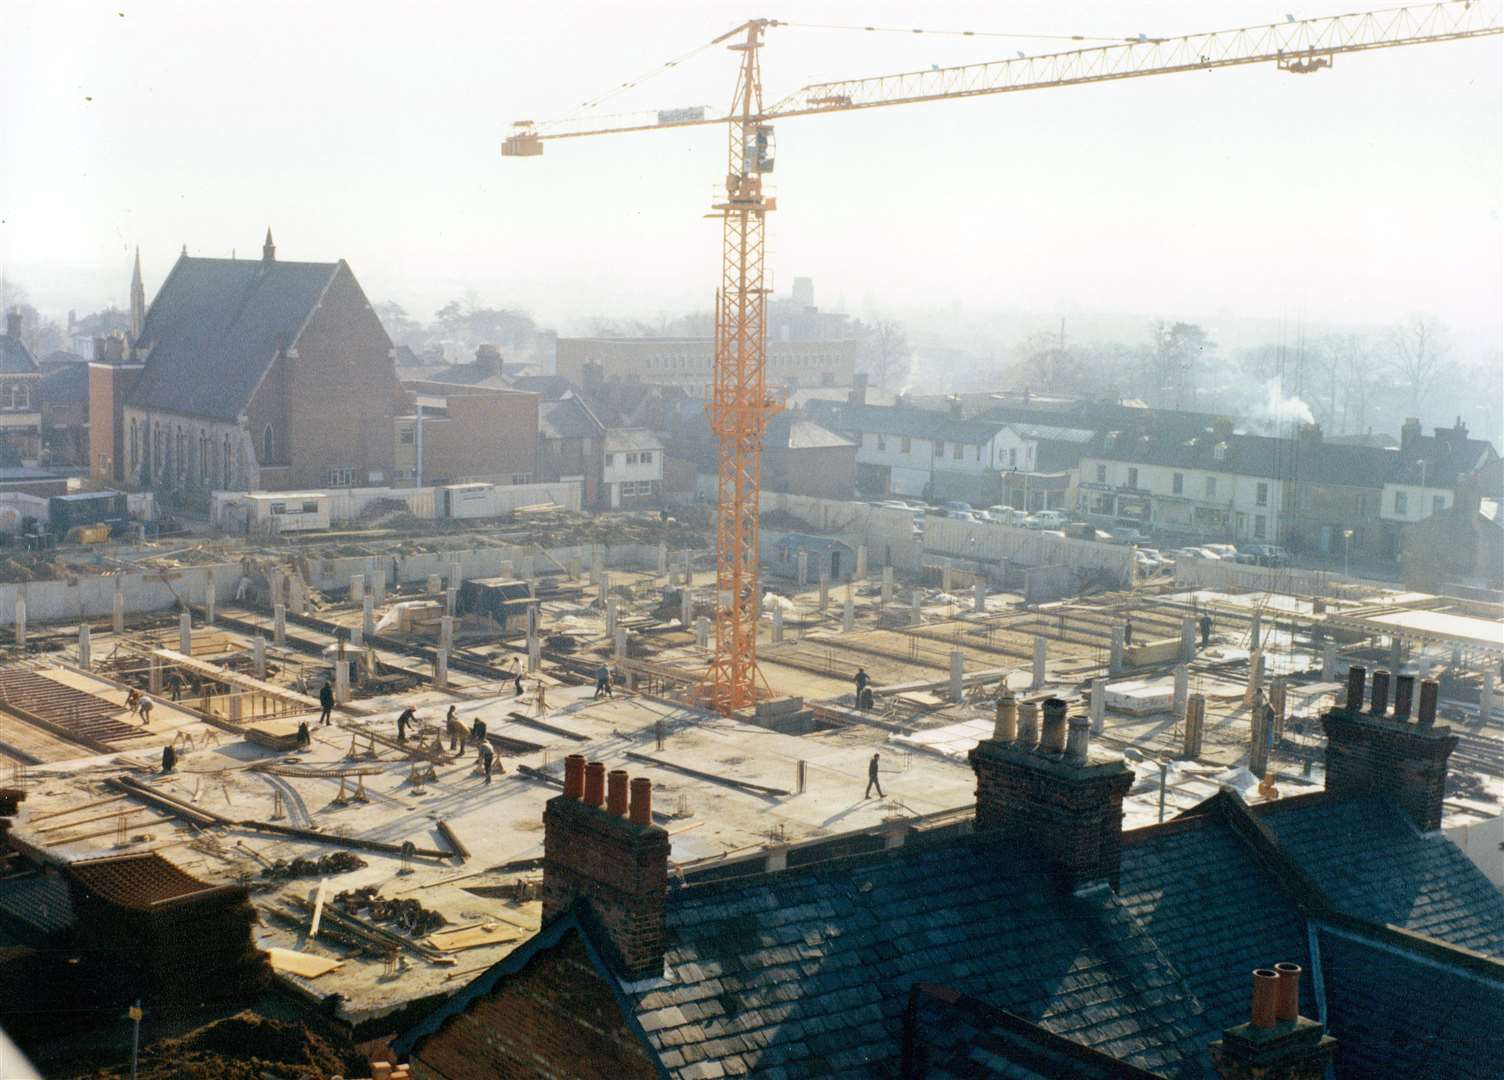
xmin=126 ymin=255 xmax=339 ymax=422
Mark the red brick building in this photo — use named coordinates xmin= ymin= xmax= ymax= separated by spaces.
xmin=396 ymin=381 xmax=540 ymax=486
xmin=93 ymin=232 xmax=403 ymax=504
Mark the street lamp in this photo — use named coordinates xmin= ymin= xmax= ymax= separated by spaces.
xmin=1342 ymin=528 xmax=1354 ymax=577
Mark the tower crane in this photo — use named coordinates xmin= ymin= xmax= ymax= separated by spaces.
xmin=503 ymin=1 xmax=1500 ymax=715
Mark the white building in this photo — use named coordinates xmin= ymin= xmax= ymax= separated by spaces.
xmin=603 ymin=428 xmax=664 ymax=509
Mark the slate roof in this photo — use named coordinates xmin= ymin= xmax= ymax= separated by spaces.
xmin=1391 ymin=428 xmax=1499 ymax=487
xmin=806 ymin=400 xmax=1006 ymax=446
xmin=40 ymin=350 xmax=86 ymax=366
xmin=1288 ymin=441 xmax=1395 ymax=489
xmin=539 ymin=396 xmax=605 ymax=441
xmin=510 ymin=375 xmax=575 ymax=401
xmin=1083 ymin=428 xmax=1292 ymax=480
xmin=38 ymin=361 xmax=89 ymax=406
xmin=127 ymin=256 xmax=342 ymax=421
xmin=0 ymin=334 xmax=38 ymax=375
xmin=628 ymin=834 xmax=1216 ymax=1079
xmin=1255 ymin=795 xmax=1504 ymax=957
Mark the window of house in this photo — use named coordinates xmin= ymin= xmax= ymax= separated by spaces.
xmin=1009 ymin=449 xmax=1018 ymax=468
xmin=1432 ymin=494 xmax=1445 ymax=515
xmin=1213 ymin=442 xmax=1228 ymax=462
xmin=1254 ymin=515 xmax=1266 ymax=539
xmin=1172 ymin=472 xmax=1183 ymax=495
xmin=900 ymin=437 xmax=911 ymax=454
xmin=1205 ymin=476 xmax=1217 ymax=497
xmin=1096 ymin=464 xmax=1106 ymax=483
xmin=605 ymin=453 xmax=616 ymax=467
xmin=1127 ymin=467 xmax=1139 ymax=489
xmin=626 ymin=452 xmax=639 ymax=465
xmin=935 ymin=440 xmax=946 ymax=456
xmin=1256 ymin=482 xmax=1268 ymax=507
xmin=269 ymin=502 xmax=287 ymax=515
xmin=301 ymin=501 xmax=319 ymax=514
xmin=1394 ymin=490 xmax=1408 ymax=514
xmin=975 ymin=445 xmax=981 ymax=461
xmin=513 ymin=473 xmax=532 ymax=485
xmin=953 ymin=443 xmax=963 ymax=460
xmin=876 ymin=435 xmax=886 ymax=451
xmin=399 ymin=429 xmax=415 ymax=445
xmin=326 ymin=467 xmax=354 ymax=487
xmin=640 ymin=452 xmax=653 ymax=464
xmin=262 ymin=424 xmax=275 ymax=464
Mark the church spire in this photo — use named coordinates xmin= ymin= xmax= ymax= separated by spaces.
xmin=129 ymin=246 xmax=145 ymax=344
xmin=262 ymin=228 xmax=276 ymax=263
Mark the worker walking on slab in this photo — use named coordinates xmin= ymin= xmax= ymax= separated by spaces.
xmin=1124 ymin=616 xmax=1135 ymax=646
xmin=470 ymin=716 xmax=487 ymax=753
xmin=318 ymin=681 xmax=335 ymax=726
xmin=855 ymin=668 xmax=870 ymax=709
xmin=478 ymin=741 xmax=495 ymax=784
xmin=1199 ymin=614 xmax=1213 ymax=648
xmin=138 ymin=697 xmax=152 ymax=727
xmin=446 ymin=706 xmax=467 ymax=754
xmin=125 ymin=688 xmax=141 ymax=719
xmin=296 ymin=721 xmax=310 ymax=748
xmin=864 ymin=752 xmax=884 ymax=799
xmin=397 ymin=706 xmax=416 ymax=743
xmin=594 ymin=664 xmax=613 ymax=700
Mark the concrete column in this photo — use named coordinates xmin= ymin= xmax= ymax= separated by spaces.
xmin=426 ymin=573 xmax=442 ymax=595
xmin=1173 ymin=664 xmax=1189 ymax=721
xmin=1109 ymin=626 xmax=1125 ymax=676
xmin=433 ymin=650 xmax=448 ymax=690
xmin=1090 ymin=676 xmax=1107 ymax=735
xmin=677 ymin=587 xmax=691 ymax=626
xmin=334 ymin=660 xmax=350 ymax=703
xmin=1244 ymin=650 xmax=1265 ymax=706
xmin=881 ymin=566 xmax=894 ymax=607
xmin=772 ymin=605 xmax=784 ymax=644
xmin=1183 ymin=694 xmax=1205 ymax=759
xmin=204 ymin=577 xmax=216 ymax=626
xmin=113 ymin=591 xmax=125 ymax=634
xmin=350 ymin=624 xmax=363 ymax=648
xmin=77 ymin=624 xmax=92 ymax=670
xmin=526 ymin=606 xmax=541 ymax=673
xmin=1031 ymin=635 xmax=1047 ymax=690
xmin=996 ymin=557 xmax=1009 ymax=592
xmin=796 ymin=550 xmax=808 ymax=587
xmin=949 ymin=649 xmax=964 ymax=703
xmin=614 ymin=627 xmax=627 ymax=662
xmin=253 ymin=636 xmax=266 ymax=679
xmin=567 ymin=557 xmax=581 ymax=581
xmin=818 ymin=571 xmax=829 ymax=611
xmin=440 ymin=616 xmax=454 ymax=654
xmin=287 ymin=575 xmax=306 ymax=616
xmin=13 ymin=597 xmax=24 ymax=647
xmin=1249 ymin=703 xmax=1270 ymax=779
xmin=179 ymin=611 xmax=192 ymax=655
xmin=371 ymin=569 xmax=386 ymax=606
xmin=1181 ymin=617 xmax=1197 ymax=662
xmin=273 ymin=604 xmax=286 ymax=647
xmin=656 ymin=543 xmax=667 ymax=574
xmin=449 ymin=562 xmax=463 ymax=592
xmin=856 ymin=545 xmax=868 ymax=580
xmin=148 ymin=654 xmax=162 ymax=694
xmin=941 ymin=560 xmax=953 ymax=594
xmin=351 ymin=574 xmax=365 ymax=603
xmin=1270 ymin=677 xmax=1288 ymax=739
xmin=910 ymin=589 xmax=923 ymax=627
xmin=446 ymin=588 xmax=457 ymax=616
xmin=527 ymin=577 xmax=537 ymax=600
xmin=598 ymin=574 xmax=609 ymax=609
xmin=1249 ymin=611 xmax=1262 ymax=651
xmin=842 ymin=588 xmax=855 ymax=632
xmin=1482 ymin=669 xmax=1496 ymax=721
xmin=227 ymin=692 xmax=243 ymax=723
xmin=592 ymin=550 xmax=606 ymax=587
xmin=695 ymin=616 xmax=711 ymax=649
xmin=362 ymin=596 xmax=375 ymax=639
xmin=974 ymin=579 xmax=986 ymax=614
xmin=606 ymin=597 xmax=619 ymax=636
xmin=1322 ymin=642 xmax=1337 ymax=681
xmin=1390 ymin=636 xmax=1403 ymax=670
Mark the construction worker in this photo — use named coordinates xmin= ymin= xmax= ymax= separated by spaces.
xmin=534 ymin=679 xmax=549 ymax=716
xmin=470 ymin=716 xmax=487 ymax=752
xmin=854 ymin=668 xmax=870 ymax=708
xmin=478 ymin=741 xmax=495 ymax=784
xmin=513 ymin=666 xmax=525 ymax=697
xmin=125 ymin=688 xmax=141 ymax=718
xmin=161 ymin=743 xmax=176 ymax=773
xmin=170 ymin=676 xmax=184 ymax=702
xmin=296 ymin=721 xmax=310 ymax=748
xmin=1199 ymin=613 xmax=1213 ymax=648
xmin=446 ymin=706 xmax=467 ymax=754
xmin=594 ymin=664 xmax=612 ymax=700
xmin=1123 ymin=616 xmax=1134 ymax=646
xmin=864 ymin=752 xmax=884 ymax=799
xmin=138 ymin=697 xmax=153 ymax=727
xmin=319 ymin=681 xmax=335 ymax=726
xmin=396 ymin=706 xmax=416 ymax=743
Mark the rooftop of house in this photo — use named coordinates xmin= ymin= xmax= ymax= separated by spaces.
xmin=38 ymin=360 xmax=90 ymax=406
xmin=0 ymin=333 xmax=39 ymax=376
xmin=604 ymin=428 xmax=666 ymax=454
xmin=509 ymin=375 xmax=576 ymax=401
xmin=538 ymin=396 xmax=605 ymax=441
xmin=126 ymin=253 xmax=354 ymax=421
xmin=805 ymin=400 xmax=1007 ymax=446
xmin=1392 ymin=421 xmax=1500 ymax=488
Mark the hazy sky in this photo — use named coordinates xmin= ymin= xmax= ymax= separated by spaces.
xmin=3 ymin=1 xmax=1500 ymax=343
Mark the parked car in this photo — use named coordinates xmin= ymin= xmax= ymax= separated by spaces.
xmin=1202 ymin=543 xmax=1239 ymax=560
xmin=1237 ymin=543 xmax=1290 ymax=566
xmin=1024 ymin=510 xmax=1069 ymax=530
xmin=940 ymin=508 xmax=977 ymax=521
xmin=1108 ymin=526 xmax=1150 ymax=545
xmin=1134 ymin=551 xmax=1164 ymax=575
xmin=1170 ymin=546 xmax=1210 ymax=561
xmin=875 ymin=500 xmax=911 ymax=512
xmin=986 ymin=505 xmax=1028 ymax=526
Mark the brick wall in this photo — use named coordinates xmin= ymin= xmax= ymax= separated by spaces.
xmin=409 ymin=929 xmax=659 ymax=1080
xmin=971 ymin=738 xmax=1133 ymax=892
xmin=765 ymin=443 xmax=857 ymax=500
xmin=88 ymin=363 xmax=140 ymax=483
xmin=1321 ymin=709 xmax=1457 ymax=832
xmin=402 ymin=383 xmax=539 ymax=485
xmin=542 ymin=794 xmax=670 ymax=979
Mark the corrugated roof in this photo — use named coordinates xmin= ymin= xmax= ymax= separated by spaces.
xmin=126 ymin=256 xmax=341 ymax=421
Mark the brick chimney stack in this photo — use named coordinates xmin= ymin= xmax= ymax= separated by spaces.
xmin=4 ymin=310 xmax=20 ymax=341
xmin=969 ymin=697 xmax=1133 ymax=893
xmin=1210 ymin=963 xmax=1335 ymax=1080
xmin=1321 ymin=666 xmax=1457 ymax=831
xmin=542 ymin=754 xmax=670 ymax=979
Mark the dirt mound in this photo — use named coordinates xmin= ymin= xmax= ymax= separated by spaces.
xmin=128 ymin=1011 xmax=363 ymax=1080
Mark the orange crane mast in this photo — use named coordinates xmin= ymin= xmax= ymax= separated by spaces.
xmin=503 ymin=1 xmax=1500 ymax=715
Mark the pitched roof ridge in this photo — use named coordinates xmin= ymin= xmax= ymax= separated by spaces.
xmin=1205 ymin=788 xmax=1337 ymax=917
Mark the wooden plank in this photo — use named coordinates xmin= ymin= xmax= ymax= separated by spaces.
xmin=426 ymin=923 xmax=521 ymax=952
xmin=267 ymin=946 xmax=344 ymax=979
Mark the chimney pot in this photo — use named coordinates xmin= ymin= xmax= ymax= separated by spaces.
xmin=1065 ymin=714 xmax=1090 ymax=764
xmin=1418 ymin=679 xmax=1439 ymax=727
xmin=583 ymin=761 xmax=606 ymax=807
xmin=1039 ymin=698 xmax=1068 ymax=753
xmin=629 ymin=776 xmax=652 ymax=824
xmin=563 ymin=754 xmax=586 ymax=799
xmin=1393 ymin=674 xmax=1415 ymax=720
xmin=993 ymin=689 xmax=1017 ymax=742
xmin=1274 ymin=962 xmax=1301 ymax=1022
xmin=3 ymin=310 xmax=20 ymax=340
xmin=1369 ymin=669 xmax=1390 ymax=716
xmin=606 ymin=769 xmax=629 ymax=816
xmin=1345 ymin=665 xmax=1367 ymax=715
xmin=1250 ymin=969 xmax=1280 ymax=1029
xmin=1016 ymin=700 xmax=1040 ymax=750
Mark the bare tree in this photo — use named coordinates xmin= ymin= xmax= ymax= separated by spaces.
xmin=1388 ymin=314 xmax=1449 ymax=415
xmin=857 ymin=319 xmax=910 ymax=390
